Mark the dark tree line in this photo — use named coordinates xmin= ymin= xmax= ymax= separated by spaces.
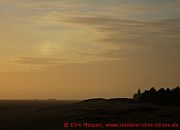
xmin=133 ymin=86 xmax=180 ymax=105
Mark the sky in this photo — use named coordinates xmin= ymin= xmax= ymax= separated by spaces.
xmin=0 ymin=0 xmax=180 ymax=99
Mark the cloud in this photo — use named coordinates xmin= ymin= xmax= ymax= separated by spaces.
xmin=39 ymin=10 xmax=180 ymax=41
xmin=64 ymin=16 xmax=180 ymax=61
xmin=13 ymin=57 xmax=65 ymax=65
xmin=18 ymin=0 xmax=90 ymax=11
xmin=62 ymin=15 xmax=180 ymax=42
xmin=35 ymin=10 xmax=180 ymax=62
xmin=5 ymin=0 xmax=179 ymax=63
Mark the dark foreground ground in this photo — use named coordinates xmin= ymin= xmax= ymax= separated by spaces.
xmin=0 ymin=99 xmax=179 ymax=130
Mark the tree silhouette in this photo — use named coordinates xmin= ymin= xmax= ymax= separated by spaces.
xmin=134 ymin=86 xmax=180 ymax=106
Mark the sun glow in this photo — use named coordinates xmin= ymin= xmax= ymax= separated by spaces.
xmin=38 ymin=42 xmax=60 ymax=56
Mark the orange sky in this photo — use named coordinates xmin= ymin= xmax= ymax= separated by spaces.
xmin=0 ymin=0 xmax=180 ymax=99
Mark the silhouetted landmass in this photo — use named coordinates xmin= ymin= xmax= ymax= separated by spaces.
xmin=0 ymin=99 xmax=179 ymax=130
xmin=134 ymin=86 xmax=180 ymax=106
xmin=80 ymin=98 xmax=134 ymax=104
xmin=0 ymin=87 xmax=180 ymax=129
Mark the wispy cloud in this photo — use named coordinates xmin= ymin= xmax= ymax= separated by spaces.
xmin=41 ymin=12 xmax=180 ymax=60
xmin=1 ymin=0 xmax=180 ymax=71
xmin=13 ymin=57 xmax=65 ymax=65
xmin=18 ymin=0 xmax=90 ymax=11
